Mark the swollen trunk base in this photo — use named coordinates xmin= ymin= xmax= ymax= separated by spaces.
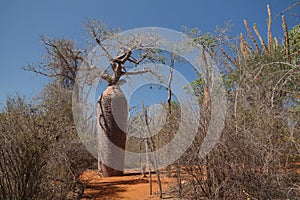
xmin=97 ymin=85 xmax=128 ymax=177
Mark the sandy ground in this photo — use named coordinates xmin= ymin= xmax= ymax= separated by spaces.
xmin=79 ymin=170 xmax=176 ymax=200
xmin=79 ymin=163 xmax=300 ymax=199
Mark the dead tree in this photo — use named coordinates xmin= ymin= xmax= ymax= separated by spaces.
xmin=142 ymin=104 xmax=163 ymax=198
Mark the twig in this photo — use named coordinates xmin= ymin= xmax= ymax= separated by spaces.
xmin=124 ymin=69 xmax=152 ymax=76
xmin=270 ymin=62 xmax=298 ymax=107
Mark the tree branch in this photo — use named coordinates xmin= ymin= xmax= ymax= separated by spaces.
xmin=278 ymin=2 xmax=300 ymax=17
xmin=124 ymin=69 xmax=152 ymax=76
xmin=90 ymin=28 xmax=114 ymax=61
xmin=128 ymin=53 xmax=148 ymax=64
xmin=25 ymin=65 xmax=71 ymax=79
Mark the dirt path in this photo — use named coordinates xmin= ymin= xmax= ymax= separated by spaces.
xmin=79 ymin=165 xmax=300 ymax=199
xmin=79 ymin=170 xmax=175 ymax=200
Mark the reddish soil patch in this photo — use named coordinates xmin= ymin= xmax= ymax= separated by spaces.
xmin=79 ymin=170 xmax=175 ymax=200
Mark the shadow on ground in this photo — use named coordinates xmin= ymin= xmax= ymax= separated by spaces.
xmin=80 ymin=170 xmax=152 ymax=200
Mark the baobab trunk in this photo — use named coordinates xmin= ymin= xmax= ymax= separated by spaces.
xmin=97 ymin=85 xmax=128 ymax=177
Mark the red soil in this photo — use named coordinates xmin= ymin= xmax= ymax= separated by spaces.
xmin=79 ymin=170 xmax=175 ymax=200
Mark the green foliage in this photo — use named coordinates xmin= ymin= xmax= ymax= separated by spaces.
xmin=187 ymin=76 xmax=205 ymax=102
xmin=289 ymin=24 xmax=300 ymax=59
xmin=193 ymin=32 xmax=218 ymax=50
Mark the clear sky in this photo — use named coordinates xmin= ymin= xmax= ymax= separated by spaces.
xmin=0 ymin=0 xmax=299 ymax=108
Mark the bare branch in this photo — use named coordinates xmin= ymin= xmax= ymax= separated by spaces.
xmin=124 ymin=69 xmax=152 ymax=76
xmin=86 ymin=21 xmax=114 ymax=61
xmin=270 ymin=62 xmax=298 ymax=107
xmin=91 ymin=29 xmax=114 ymax=61
xmin=25 ymin=65 xmax=72 ymax=80
xmin=277 ymin=1 xmax=300 ymax=17
xmin=219 ymin=46 xmax=238 ymax=68
xmin=128 ymin=53 xmax=148 ymax=64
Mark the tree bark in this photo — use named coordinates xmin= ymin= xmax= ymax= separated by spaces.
xmin=97 ymin=85 xmax=128 ymax=177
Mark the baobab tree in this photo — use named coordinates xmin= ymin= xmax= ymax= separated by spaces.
xmin=85 ymin=21 xmax=159 ymax=177
xmin=74 ymin=22 xmax=209 ymax=178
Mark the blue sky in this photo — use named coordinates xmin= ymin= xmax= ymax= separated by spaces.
xmin=0 ymin=0 xmax=299 ymax=108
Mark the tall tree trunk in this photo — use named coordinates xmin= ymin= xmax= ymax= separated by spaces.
xmin=166 ymin=54 xmax=175 ymax=178
xmin=97 ymin=85 xmax=128 ymax=177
